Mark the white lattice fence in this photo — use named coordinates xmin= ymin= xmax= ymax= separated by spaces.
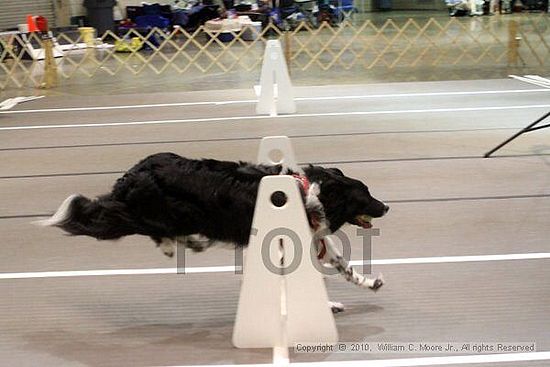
xmin=1 ymin=15 xmax=549 ymax=90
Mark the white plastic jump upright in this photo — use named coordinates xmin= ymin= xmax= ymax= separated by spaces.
xmin=255 ymin=40 xmax=296 ymax=116
xmin=257 ymin=135 xmax=301 ymax=172
xmin=233 ymin=137 xmax=338 ymax=351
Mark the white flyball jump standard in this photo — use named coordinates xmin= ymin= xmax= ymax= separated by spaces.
xmin=256 ymin=135 xmax=302 ymax=172
xmin=233 ymin=137 xmax=338 ymax=352
xmin=255 ymin=40 xmax=296 ymax=116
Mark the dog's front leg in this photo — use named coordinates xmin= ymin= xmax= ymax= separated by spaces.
xmin=321 ymin=237 xmax=384 ymax=291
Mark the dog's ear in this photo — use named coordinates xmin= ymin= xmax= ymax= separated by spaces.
xmin=328 ymin=168 xmax=344 ymax=176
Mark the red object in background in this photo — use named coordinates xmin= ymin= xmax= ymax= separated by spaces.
xmin=35 ymin=16 xmax=49 ymax=32
xmin=26 ymin=15 xmax=49 ymax=32
xmin=26 ymin=15 xmax=38 ymax=32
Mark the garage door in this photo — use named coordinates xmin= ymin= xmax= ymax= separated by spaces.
xmin=0 ymin=0 xmax=55 ymax=31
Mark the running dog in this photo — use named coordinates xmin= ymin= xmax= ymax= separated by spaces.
xmin=37 ymin=153 xmax=389 ymax=309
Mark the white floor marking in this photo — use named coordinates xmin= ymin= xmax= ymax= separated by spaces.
xmin=1 ymin=252 xmax=548 ymax=280
xmin=0 ymin=115 xmax=269 ymax=131
xmin=296 ymin=88 xmax=550 ymax=101
xmin=525 ymin=75 xmax=550 ymax=86
xmin=292 ymin=351 xmax=550 ymax=366
xmin=352 ymin=252 xmax=550 ymax=265
xmin=0 ymin=85 xmax=550 ymax=114
xmin=2 ymin=104 xmax=550 ymax=132
xmin=156 ymin=351 xmax=550 ymax=367
xmin=509 ymin=75 xmax=550 ymax=89
xmin=1 ymin=88 xmax=548 ymax=115
xmin=0 ymin=99 xmax=256 ymax=114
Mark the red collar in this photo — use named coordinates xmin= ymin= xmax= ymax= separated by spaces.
xmin=292 ymin=174 xmax=310 ymax=193
xmin=293 ymin=174 xmax=323 ymax=248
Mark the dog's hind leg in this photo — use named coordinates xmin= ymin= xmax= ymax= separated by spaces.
xmin=321 ymin=238 xmax=384 ymax=291
xmin=177 ymin=234 xmax=215 ymax=252
xmin=153 ymin=237 xmax=176 ymax=258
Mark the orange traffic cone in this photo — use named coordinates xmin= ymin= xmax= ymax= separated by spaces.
xmin=27 ymin=15 xmax=38 ymax=32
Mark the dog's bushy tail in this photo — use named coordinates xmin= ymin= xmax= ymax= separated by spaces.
xmin=34 ymin=194 xmax=136 ymax=240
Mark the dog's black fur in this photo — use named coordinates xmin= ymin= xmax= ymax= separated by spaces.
xmin=46 ymin=153 xmax=388 ymax=248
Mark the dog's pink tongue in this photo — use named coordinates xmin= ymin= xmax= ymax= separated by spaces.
xmin=362 ymin=222 xmax=372 ymax=229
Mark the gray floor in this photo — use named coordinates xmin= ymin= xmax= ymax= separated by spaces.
xmin=0 ymin=78 xmax=549 ymax=366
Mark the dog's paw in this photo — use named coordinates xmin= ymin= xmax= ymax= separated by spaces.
xmin=160 ymin=242 xmax=175 ymax=258
xmin=162 ymin=248 xmax=174 ymax=257
xmin=369 ymin=273 xmax=384 ymax=291
xmin=328 ymin=301 xmax=345 ymax=313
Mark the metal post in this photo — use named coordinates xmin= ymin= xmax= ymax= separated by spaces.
xmin=484 ymin=111 xmax=550 ymax=158
xmin=42 ymin=36 xmax=58 ymax=88
xmin=507 ymin=19 xmax=519 ymax=66
xmin=284 ymin=31 xmax=292 ymax=76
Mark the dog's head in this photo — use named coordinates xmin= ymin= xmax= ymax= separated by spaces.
xmin=304 ymin=165 xmax=389 ymax=232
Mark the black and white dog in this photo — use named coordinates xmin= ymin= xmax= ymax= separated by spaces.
xmin=37 ymin=153 xmax=389 ymax=309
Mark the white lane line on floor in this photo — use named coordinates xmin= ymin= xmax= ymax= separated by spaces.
xmin=155 ymin=351 xmax=550 ymax=367
xmin=296 ymin=88 xmax=550 ymax=101
xmin=362 ymin=252 xmax=550 ymax=265
xmin=1 ymin=88 xmax=548 ymax=115
xmin=2 ymin=104 xmax=550 ymax=131
xmin=1 ymin=252 xmax=548 ymax=280
xmin=0 ymin=99 xmax=257 ymax=114
xmin=293 ymin=351 xmax=550 ymax=367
